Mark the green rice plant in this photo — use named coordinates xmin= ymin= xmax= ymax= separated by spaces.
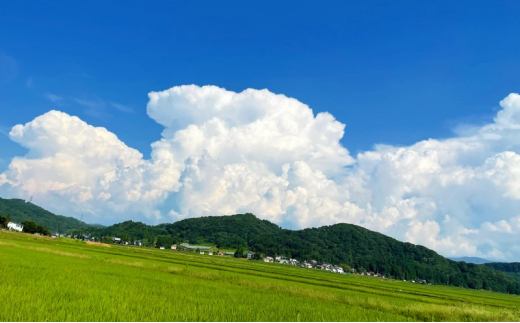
xmin=0 ymin=231 xmax=518 ymax=322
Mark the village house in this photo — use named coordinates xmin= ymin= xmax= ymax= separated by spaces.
xmin=200 ymin=251 xmax=205 ymax=255
xmin=263 ymin=256 xmax=274 ymax=263
xmin=301 ymin=261 xmax=313 ymax=269
xmin=208 ymin=252 xmax=213 ymax=255
xmin=159 ymin=246 xmax=165 ymax=250
xmin=171 ymin=244 xmax=177 ymax=250
xmin=7 ymin=222 xmax=23 ymax=232
xmin=113 ymin=237 xmax=122 ymax=244
xmin=246 ymin=251 xmax=254 ymax=260
xmin=218 ymin=251 xmax=225 ymax=256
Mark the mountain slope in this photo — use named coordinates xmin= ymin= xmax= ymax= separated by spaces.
xmin=161 ymin=214 xmax=520 ymax=294
xmin=485 ymin=263 xmax=520 ymax=283
xmin=0 ymin=197 xmax=90 ymax=232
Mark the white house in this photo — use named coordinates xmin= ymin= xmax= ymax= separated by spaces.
xmin=7 ymin=222 xmax=23 ymax=232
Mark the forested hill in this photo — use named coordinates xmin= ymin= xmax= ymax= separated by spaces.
xmin=485 ymin=263 xmax=520 ymax=283
xmin=158 ymin=214 xmax=519 ymax=294
xmin=0 ymin=197 xmax=90 ymax=232
xmin=2 ymin=199 xmax=518 ymax=295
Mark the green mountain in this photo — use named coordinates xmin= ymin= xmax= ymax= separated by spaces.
xmin=485 ymin=263 xmax=520 ymax=283
xmin=0 ymin=197 xmax=90 ymax=233
xmin=85 ymin=213 xmax=520 ymax=294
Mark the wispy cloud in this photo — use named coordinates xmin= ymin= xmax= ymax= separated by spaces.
xmin=0 ymin=124 xmax=10 ymax=137
xmin=74 ymin=98 xmax=106 ymax=109
xmin=83 ymin=108 xmax=109 ymax=122
xmin=109 ymin=101 xmax=133 ymax=113
xmin=45 ymin=93 xmax=64 ymax=104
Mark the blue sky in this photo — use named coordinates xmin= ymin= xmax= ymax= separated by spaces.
xmin=2 ymin=1 xmax=520 ymax=163
xmin=2 ymin=1 xmax=520 ymax=259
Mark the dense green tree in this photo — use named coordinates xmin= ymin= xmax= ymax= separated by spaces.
xmin=234 ymin=247 xmax=245 ymax=258
xmin=0 ymin=214 xmax=10 ymax=229
xmin=21 ymin=220 xmax=50 ymax=236
xmin=156 ymin=235 xmax=173 ymax=248
xmin=22 ymin=220 xmax=39 ymax=234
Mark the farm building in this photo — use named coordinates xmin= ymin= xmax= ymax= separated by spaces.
xmin=7 ymin=222 xmax=23 ymax=232
xmin=180 ymin=243 xmax=211 ymax=250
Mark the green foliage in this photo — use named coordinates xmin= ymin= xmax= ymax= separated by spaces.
xmin=485 ymin=262 xmax=520 ymax=283
xmin=0 ymin=214 xmax=10 ymax=229
xmin=0 ymin=197 xmax=89 ymax=233
xmin=234 ymin=246 xmax=245 ymax=258
xmin=21 ymin=220 xmax=50 ymax=236
xmin=89 ymin=221 xmax=168 ymax=246
xmin=340 ymin=263 xmax=351 ymax=272
xmin=0 ymin=231 xmax=519 ymax=322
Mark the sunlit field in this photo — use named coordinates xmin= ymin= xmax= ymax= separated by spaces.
xmin=1 ymin=231 xmax=519 ymax=322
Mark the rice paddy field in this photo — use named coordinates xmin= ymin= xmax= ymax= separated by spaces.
xmin=1 ymin=230 xmax=519 ymax=322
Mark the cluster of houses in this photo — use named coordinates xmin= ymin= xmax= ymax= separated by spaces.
xmin=359 ymin=271 xmax=385 ymax=278
xmin=263 ymin=256 xmax=346 ymax=274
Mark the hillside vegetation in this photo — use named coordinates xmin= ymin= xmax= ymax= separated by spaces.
xmin=485 ymin=263 xmax=520 ymax=283
xmin=1 ymin=231 xmax=519 ymax=322
xmin=0 ymin=197 xmax=89 ymax=232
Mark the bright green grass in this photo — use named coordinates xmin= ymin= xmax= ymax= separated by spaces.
xmin=0 ymin=231 xmax=519 ymax=322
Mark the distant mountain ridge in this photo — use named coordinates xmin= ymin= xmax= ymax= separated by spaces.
xmin=449 ymin=257 xmax=492 ymax=264
xmin=0 ymin=197 xmax=90 ymax=232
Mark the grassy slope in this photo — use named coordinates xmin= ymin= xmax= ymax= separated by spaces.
xmin=0 ymin=197 xmax=89 ymax=232
xmin=1 ymin=230 xmax=519 ymax=322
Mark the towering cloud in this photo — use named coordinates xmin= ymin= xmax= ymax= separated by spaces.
xmin=1 ymin=86 xmax=520 ymax=260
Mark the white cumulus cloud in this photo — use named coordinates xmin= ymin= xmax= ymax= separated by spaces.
xmin=1 ymin=86 xmax=520 ymax=261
